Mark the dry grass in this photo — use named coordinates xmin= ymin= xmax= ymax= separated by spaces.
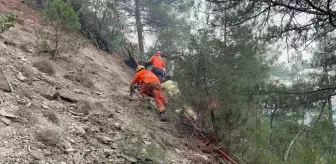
xmin=19 ymin=26 xmax=31 ymax=33
xmin=3 ymin=38 xmax=16 ymax=46
xmin=79 ymin=75 xmax=94 ymax=88
xmin=43 ymin=110 xmax=59 ymax=124
xmin=19 ymin=43 xmax=32 ymax=53
xmin=20 ymin=65 xmax=35 ymax=84
xmin=75 ymin=101 xmax=91 ymax=115
xmin=36 ymin=129 xmax=60 ymax=147
xmin=15 ymin=107 xmax=38 ymax=125
xmin=33 ymin=59 xmax=55 ymax=75
xmin=64 ymin=71 xmax=94 ymax=88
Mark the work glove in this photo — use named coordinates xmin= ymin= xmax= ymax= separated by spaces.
xmin=163 ymin=68 xmax=166 ymax=75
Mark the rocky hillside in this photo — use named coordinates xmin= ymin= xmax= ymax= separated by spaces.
xmin=0 ymin=0 xmax=213 ymax=163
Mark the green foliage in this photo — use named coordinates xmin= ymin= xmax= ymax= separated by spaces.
xmin=42 ymin=0 xmax=81 ymax=59
xmin=69 ymin=0 xmax=126 ymax=52
xmin=44 ymin=0 xmax=80 ymax=31
xmin=173 ymin=22 xmax=275 ymax=162
xmin=0 ymin=12 xmax=17 ymax=33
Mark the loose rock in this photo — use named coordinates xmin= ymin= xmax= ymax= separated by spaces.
xmin=0 ymin=117 xmax=11 ymax=125
xmin=0 ymin=72 xmax=11 ymax=92
xmin=30 ymin=150 xmax=44 ymax=160
xmin=0 ymin=110 xmax=18 ymax=119
xmin=75 ymin=126 xmax=86 ymax=135
xmin=114 ymin=122 xmax=122 ymax=130
xmin=17 ymin=72 xmax=27 ymax=81
xmin=96 ymin=135 xmax=113 ymax=144
xmin=103 ymin=148 xmax=114 ymax=157
xmin=131 ymin=137 xmax=138 ymax=143
xmin=194 ymin=154 xmax=209 ymax=161
xmin=119 ymin=154 xmax=137 ymax=163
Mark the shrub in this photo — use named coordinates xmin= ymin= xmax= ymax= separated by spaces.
xmin=43 ymin=110 xmax=59 ymax=124
xmin=43 ymin=0 xmax=81 ymax=59
xmin=0 ymin=12 xmax=17 ymax=33
xmin=33 ymin=59 xmax=55 ymax=75
xmin=36 ymin=129 xmax=60 ymax=147
xmin=16 ymin=107 xmax=38 ymax=125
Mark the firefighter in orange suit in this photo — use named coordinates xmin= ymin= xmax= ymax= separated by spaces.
xmin=130 ymin=65 xmax=168 ymax=121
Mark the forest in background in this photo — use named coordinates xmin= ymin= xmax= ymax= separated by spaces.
xmin=21 ymin=0 xmax=336 ymax=163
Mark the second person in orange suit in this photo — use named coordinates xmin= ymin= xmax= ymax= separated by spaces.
xmin=147 ymin=50 xmax=166 ymax=82
xmin=130 ymin=65 xmax=168 ymax=121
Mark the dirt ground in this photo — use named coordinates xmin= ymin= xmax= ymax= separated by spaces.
xmin=0 ymin=0 xmax=218 ymax=163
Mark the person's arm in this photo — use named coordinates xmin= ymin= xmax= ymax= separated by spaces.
xmin=148 ymin=56 xmax=154 ymax=63
xmin=130 ymin=74 xmax=139 ymax=97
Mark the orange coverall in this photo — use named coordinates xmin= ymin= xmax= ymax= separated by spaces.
xmin=148 ymin=55 xmax=166 ymax=81
xmin=148 ymin=55 xmax=165 ymax=69
xmin=131 ymin=69 xmax=167 ymax=112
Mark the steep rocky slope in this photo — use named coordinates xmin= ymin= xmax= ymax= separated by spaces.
xmin=0 ymin=1 xmax=214 ymax=163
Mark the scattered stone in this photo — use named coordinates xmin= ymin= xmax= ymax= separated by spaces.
xmin=115 ymin=109 xmax=124 ymax=114
xmin=75 ymin=126 xmax=86 ymax=135
xmin=119 ymin=154 xmax=137 ymax=163
xmin=0 ymin=57 xmax=8 ymax=64
xmin=30 ymin=150 xmax=44 ymax=160
xmin=25 ymin=91 xmax=36 ymax=100
xmin=58 ymin=90 xmax=80 ymax=103
xmin=25 ymin=102 xmax=32 ymax=107
xmin=96 ymin=136 xmax=113 ymax=144
xmin=174 ymin=148 xmax=181 ymax=154
xmin=60 ymin=162 xmax=66 ymax=164
xmin=107 ymin=112 xmax=114 ymax=118
xmin=42 ymin=104 xmax=49 ymax=109
xmin=74 ymin=89 xmax=82 ymax=93
xmin=17 ymin=72 xmax=27 ymax=81
xmin=111 ymin=143 xmax=118 ymax=149
xmin=0 ymin=72 xmax=11 ymax=92
xmin=194 ymin=154 xmax=209 ymax=161
xmin=63 ymin=140 xmax=77 ymax=154
xmin=40 ymin=93 xmax=54 ymax=101
xmin=142 ymin=134 xmax=150 ymax=140
xmin=114 ymin=122 xmax=122 ymax=130
xmin=131 ymin=137 xmax=138 ymax=144
xmin=17 ymin=99 xmax=28 ymax=105
xmin=90 ymin=127 xmax=100 ymax=133
xmin=65 ymin=148 xmax=77 ymax=154
xmin=143 ymin=141 xmax=151 ymax=146
xmin=0 ymin=110 xmax=18 ymax=119
xmin=182 ymin=159 xmax=189 ymax=164
xmin=103 ymin=148 xmax=114 ymax=157
xmin=0 ymin=117 xmax=11 ymax=125
xmin=82 ymin=116 xmax=89 ymax=121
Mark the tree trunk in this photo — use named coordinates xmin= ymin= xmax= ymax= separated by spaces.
xmin=210 ymin=108 xmax=219 ymax=140
xmin=135 ymin=0 xmax=144 ymax=53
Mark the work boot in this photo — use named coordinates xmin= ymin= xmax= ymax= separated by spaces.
xmin=159 ymin=112 xmax=166 ymax=121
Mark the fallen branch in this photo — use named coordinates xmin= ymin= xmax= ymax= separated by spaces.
xmin=284 ymin=126 xmax=306 ymax=162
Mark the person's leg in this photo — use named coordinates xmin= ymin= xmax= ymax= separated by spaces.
xmin=140 ymin=83 xmax=151 ymax=98
xmin=152 ymin=88 xmax=165 ymax=112
xmin=152 ymin=88 xmax=167 ymax=121
xmin=152 ymin=68 xmax=164 ymax=82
